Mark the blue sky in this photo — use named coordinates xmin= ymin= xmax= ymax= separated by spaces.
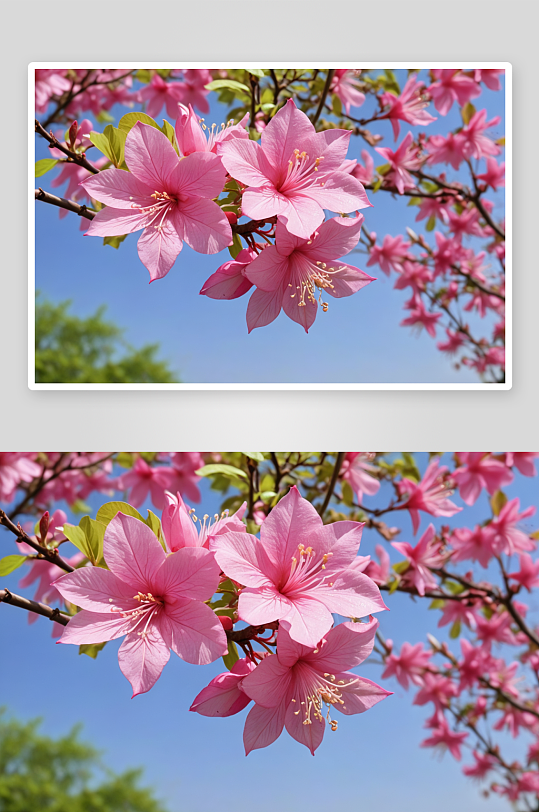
xmin=0 ymin=452 xmax=534 ymax=812
xmin=34 ymin=69 xmax=505 ymax=384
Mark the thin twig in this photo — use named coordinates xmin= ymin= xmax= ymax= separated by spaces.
xmin=0 ymin=589 xmax=70 ymax=626
xmin=35 ymin=188 xmax=95 ymax=220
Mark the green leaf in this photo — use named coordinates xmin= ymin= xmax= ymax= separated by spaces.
xmin=446 ymin=581 xmax=465 ymax=595
xmin=89 ymin=131 xmax=113 ymax=161
xmin=228 ymin=232 xmax=243 ymax=259
xmin=426 ymin=215 xmax=436 ymax=232
xmin=260 ymin=103 xmax=275 ymax=113
xmin=63 ymin=523 xmax=91 ymax=560
xmin=341 ymin=481 xmax=355 ymax=508
xmin=196 ymin=464 xmax=247 ymax=480
xmin=246 ymin=69 xmax=266 ymax=78
xmin=145 ymin=510 xmax=164 ymax=548
xmin=79 ymin=517 xmax=105 ymax=564
xmin=79 ymin=641 xmax=106 ymax=659
xmin=95 ymin=501 xmax=145 ymax=527
xmin=372 ymin=177 xmax=383 ymax=193
xmin=0 ymin=555 xmax=26 ymax=576
xmin=243 ymin=452 xmax=265 ymax=462
xmin=96 ymin=110 xmax=114 ymax=124
xmin=392 ymin=560 xmax=410 ymax=575
xmin=376 ymin=163 xmax=391 ymax=176
xmin=103 ymin=234 xmax=127 ymax=249
xmin=222 ymin=641 xmax=240 ymax=670
xmin=389 ymin=577 xmax=400 ymax=594
xmin=449 ymin=620 xmax=461 ymax=639
xmin=461 ymin=102 xmax=476 ymax=125
xmin=160 ymin=119 xmax=177 ymax=150
xmin=35 ymin=158 xmax=58 ymax=177
xmin=205 ymin=79 xmax=250 ymax=93
xmin=136 ymin=69 xmax=152 ymax=83
xmin=259 ymin=473 xmax=275 ymax=492
xmin=429 ymin=598 xmax=446 ymax=610
xmin=490 ymin=490 xmax=508 ymax=517
xmin=117 ymin=112 xmax=160 ymax=134
xmin=331 ymin=95 xmax=342 ymax=117
xmin=103 ymin=125 xmax=126 ymax=167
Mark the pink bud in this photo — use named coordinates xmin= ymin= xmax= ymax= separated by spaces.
xmin=39 ymin=511 xmax=50 ymax=542
xmin=68 ymin=120 xmax=78 ymax=148
xmin=219 ymin=616 xmax=233 ymax=631
xmin=225 ymin=211 xmax=238 ymax=225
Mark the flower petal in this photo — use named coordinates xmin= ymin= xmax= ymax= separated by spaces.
xmin=241 ymin=187 xmax=290 ymax=221
xmin=85 ymin=206 xmax=150 ymax=237
xmin=125 ymin=122 xmax=179 ymax=188
xmin=118 ymin=625 xmax=170 ymax=696
xmin=53 ymin=567 xmax=139 ymax=613
xmin=218 ymin=138 xmax=279 ymax=187
xmin=238 ymin=586 xmax=291 ymax=626
xmin=243 ymin=702 xmax=286 ymax=755
xmin=173 ymin=198 xmax=232 ymax=254
xmin=212 ymin=531 xmax=280 ymax=588
xmin=315 ymin=568 xmax=388 ymax=619
xmin=278 ymin=195 xmax=325 ymax=240
xmin=57 ymin=610 xmax=132 ymax=645
xmin=103 ymin=512 xmax=166 ymax=591
xmin=259 ymin=486 xmax=323 ymax=567
xmin=168 ymin=152 xmax=227 ymax=199
xmin=246 ymin=286 xmax=284 ymax=332
xmin=241 ymin=653 xmax=293 ymax=708
xmin=137 ymin=221 xmax=183 ymax=282
xmin=159 ymin=597 xmax=227 ymax=664
xmin=285 ymin=680 xmax=325 ymax=754
xmin=305 ymin=214 xmax=364 ymax=261
xmin=326 ymin=263 xmax=375 ymax=298
xmin=309 ymin=171 xmax=372 ymax=213
xmin=245 ymin=245 xmax=289 ymax=292
xmin=190 ymin=669 xmax=253 ymax=717
xmin=279 ymin=595 xmax=334 ymax=649
xmin=308 ymin=617 xmax=379 ymax=672
xmin=260 ymin=99 xmax=315 ymax=172
xmin=80 ymin=167 xmax=154 ymax=209
xmin=154 ymin=546 xmax=220 ymax=602
xmin=336 ymin=674 xmax=393 ymax=714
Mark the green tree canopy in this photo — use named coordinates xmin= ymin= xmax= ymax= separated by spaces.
xmin=0 ymin=710 xmax=169 ymax=812
xmin=35 ymin=296 xmax=179 ymax=383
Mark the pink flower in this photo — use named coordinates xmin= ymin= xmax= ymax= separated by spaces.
xmin=477 ymin=158 xmax=505 ymax=190
xmin=449 ymin=525 xmax=498 ymax=568
xmin=81 ymin=122 xmax=231 ymax=281
xmin=475 ymin=611 xmax=516 ymax=650
xmin=218 ymin=98 xmax=371 ymax=239
xmin=239 ymin=620 xmax=389 ymax=754
xmin=488 ymin=498 xmax=536 ymax=556
xmin=341 ymin=453 xmax=380 ymax=502
xmin=432 ymin=232 xmax=465 ymax=276
xmin=244 ymin=214 xmax=375 ymax=333
xmin=174 ymin=103 xmax=249 ymax=157
xmin=426 ymin=133 xmax=467 ymax=170
xmin=452 ymin=453 xmax=514 ymax=506
xmin=116 ymin=458 xmax=181 ymax=510
xmin=506 ymin=453 xmax=539 ymax=478
xmin=0 ymin=453 xmax=41 ymax=502
xmin=463 ymin=751 xmax=498 ymax=780
xmin=421 ymin=717 xmax=468 ymax=760
xmin=364 ymin=545 xmax=390 ymax=586
xmin=200 ymin=247 xmax=257 ymax=300
xmin=35 ymin=69 xmax=71 ymax=114
xmin=366 ymin=234 xmax=411 ymax=276
xmin=375 ymin=132 xmax=423 ymax=195
xmin=474 ymin=69 xmax=504 ymax=92
xmin=342 ymin=150 xmax=374 ymax=185
xmin=438 ymin=599 xmax=478 ymax=631
xmin=457 ymin=639 xmax=491 ymax=691
xmin=168 ymin=452 xmax=205 ymax=503
xmin=392 ymin=524 xmax=446 ymax=596
xmin=212 ymin=486 xmax=387 ymax=648
xmin=330 ymin=70 xmax=365 ymax=114
xmin=393 ymin=260 xmax=433 ymax=296
xmin=162 ymin=491 xmax=246 ymax=551
xmin=174 ymin=69 xmax=212 ymax=114
xmin=380 ymin=75 xmax=436 ymax=141
xmin=396 ymin=459 xmax=461 ymax=534
xmin=437 ymin=328 xmax=466 ymax=355
xmin=138 ymin=74 xmax=185 ymax=119
xmin=461 ymin=110 xmax=502 ymax=160
xmin=54 ymin=512 xmax=227 ymax=696
xmin=508 ymin=554 xmax=539 ymax=591
xmin=428 ymin=69 xmax=481 ymax=116
xmin=382 ymin=641 xmax=431 ymax=689
xmin=190 ymin=657 xmax=256 ymax=717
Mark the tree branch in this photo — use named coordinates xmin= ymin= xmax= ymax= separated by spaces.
xmin=311 ymin=69 xmax=335 ymax=127
xmin=0 ymin=510 xmax=74 ymax=573
xmin=35 ymin=188 xmax=95 ymax=220
xmin=35 ymin=119 xmax=100 ymax=175
xmin=0 ymin=588 xmax=69 ymax=626
xmin=319 ymin=452 xmax=345 ymax=516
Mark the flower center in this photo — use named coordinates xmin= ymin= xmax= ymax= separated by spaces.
xmin=129 ymin=191 xmax=177 ymax=233
xmin=288 ymin=257 xmax=347 ymax=312
xmin=110 ymin=592 xmax=164 ymax=639
xmin=279 ymin=149 xmax=325 ymax=194
xmin=291 ymin=669 xmax=359 ymax=731
xmin=188 ymin=508 xmax=230 ymax=543
xmin=281 ymin=543 xmax=333 ymax=594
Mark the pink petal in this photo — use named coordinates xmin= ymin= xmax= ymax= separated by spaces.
xmin=104 ymin=513 xmax=165 ymax=591
xmin=310 ymin=618 xmax=379 ymax=672
xmin=159 ymin=598 xmax=227 ymax=665
xmin=280 ymin=595 xmax=334 ymax=648
xmin=260 ymin=486 xmax=323 ymax=567
xmin=310 ymin=172 xmax=372 ymax=213
xmin=213 ymin=531 xmax=280 ymax=588
xmin=281 ymin=273 xmax=318 ymax=332
xmin=173 ymin=198 xmax=232 ymax=254
xmin=305 ymin=214 xmax=364 ymax=261
xmin=218 ymin=138 xmax=278 ymax=187
xmin=169 ymin=152 xmax=227 ymax=199
xmin=238 ymin=587 xmax=292 ymax=626
xmin=57 ymin=610 xmax=132 ymax=645
xmin=336 ymin=674 xmax=392 ymax=714
xmin=327 ymin=263 xmax=375 ymax=298
xmin=284 ymin=682 xmax=325 ymax=754
xmin=200 ymin=264 xmax=253 ymax=300
xmin=53 ymin=567 xmax=139 ymax=613
xmin=245 ymin=245 xmax=290 ymax=292
xmin=85 ymin=206 xmax=150 ymax=237
xmin=243 ymin=703 xmax=286 ymax=755
xmin=274 ymin=219 xmax=306 ymax=257
xmin=190 ymin=669 xmax=253 ymax=717
xmin=241 ymin=186 xmax=290 ymax=221
xmin=80 ymin=167 xmax=154 ymax=209
xmin=260 ymin=98 xmax=315 ymax=171
xmin=125 ymin=122 xmax=179 ymax=189
xmin=274 ymin=625 xmax=314 ymax=668
xmin=241 ymin=653 xmax=293 ymax=708
xmin=118 ymin=624 xmax=170 ymax=696
xmin=315 ymin=568 xmax=388 ymax=619
xmin=154 ymin=546 xmax=220 ymax=602
xmin=138 ymin=221 xmax=183 ymax=282
xmin=278 ymin=195 xmax=325 ymax=240
xmin=246 ymin=286 xmax=284 ymax=332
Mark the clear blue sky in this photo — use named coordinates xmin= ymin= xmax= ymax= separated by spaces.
xmin=34 ymin=69 xmax=505 ymax=384
xmin=1 ymin=452 xmax=533 ymax=812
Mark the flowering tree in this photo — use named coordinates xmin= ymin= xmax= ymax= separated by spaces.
xmin=1 ymin=451 xmax=538 ymax=808
xmin=34 ymin=67 xmax=506 ymax=380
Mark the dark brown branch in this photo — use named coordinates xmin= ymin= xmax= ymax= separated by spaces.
xmin=319 ymin=452 xmax=345 ymax=516
xmin=0 ymin=589 xmax=69 ymax=626
xmin=232 ymin=217 xmax=277 ymax=236
xmin=311 ymin=69 xmax=335 ymax=127
xmin=35 ymin=119 xmax=100 ymax=175
xmin=0 ymin=510 xmax=74 ymax=573
xmin=43 ymin=70 xmax=135 ymax=129
xmin=227 ymin=621 xmax=278 ymax=644
xmin=35 ymin=188 xmax=95 ymax=220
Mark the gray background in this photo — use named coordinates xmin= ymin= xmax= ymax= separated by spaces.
xmin=5 ymin=0 xmax=536 ymax=450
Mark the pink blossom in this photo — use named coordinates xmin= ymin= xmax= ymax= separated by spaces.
xmin=438 ymin=599 xmax=478 ymax=631
xmin=488 ymin=498 xmax=536 ymax=556
xmin=426 ymin=133 xmax=467 ymax=170
xmin=190 ymin=657 xmax=256 ymax=717
xmin=392 ymin=524 xmax=446 ymax=596
xmin=414 ymin=672 xmax=459 ymax=712
xmin=375 ymin=132 xmax=424 ymax=195
xmin=393 ymin=260 xmax=432 ymax=296
xmin=428 ymin=69 xmax=481 ymax=116
xmin=341 ymin=453 xmax=380 ymax=502
xmin=162 ymin=491 xmax=246 ymax=552
xmin=449 ymin=525 xmax=498 ymax=568
xmin=474 ymin=69 xmax=504 ymax=91
xmin=401 ymin=297 xmax=441 ymax=337
xmin=138 ymin=74 xmax=185 ymax=119
xmin=415 ymin=196 xmax=451 ymax=225
xmin=380 ymin=75 xmax=436 ymax=140
xmin=396 ymin=459 xmax=461 ymax=534
xmin=475 ymin=611 xmax=516 ymax=650
xmin=211 ymin=486 xmax=387 ymax=648
xmin=174 ymin=69 xmax=212 ymax=114
xmin=508 ymin=554 xmax=539 ymax=592
xmin=463 ymin=751 xmax=498 ymax=780
xmin=421 ymin=718 xmax=468 ymax=760
xmin=457 ymin=639 xmax=491 ymax=690
xmin=81 ymin=122 xmax=231 ymax=281
xmin=437 ymin=328 xmax=466 ymax=355
xmin=432 ymin=232 xmax=465 ymax=277
xmin=0 ymin=453 xmax=41 ymax=502
xmin=218 ymin=98 xmax=371 ymax=239
xmin=342 ymin=150 xmax=374 ymax=185
xmin=54 ymin=512 xmax=227 ymax=696
xmin=243 ymin=214 xmax=375 ymax=333
xmin=364 ymin=545 xmax=390 ymax=586
xmin=200 ymin=247 xmax=256 ymax=300
xmin=168 ymin=452 xmax=204 ymax=503
xmin=477 ymin=158 xmax=505 ymax=190
xmin=506 ymin=453 xmax=539 ymax=478
xmin=116 ymin=458 xmax=181 ymax=510
xmin=330 ymin=70 xmax=365 ymax=115
xmin=447 ymin=207 xmax=485 ymax=241
xmin=382 ymin=641 xmax=431 ymax=689
xmin=35 ymin=69 xmax=71 ymax=115
xmin=461 ymin=110 xmax=502 ymax=160
xmin=452 ymin=453 xmax=514 ymax=506
xmin=174 ymin=103 xmax=249 ymax=157
xmin=366 ymin=234 xmax=411 ymax=276
xmin=238 ymin=620 xmax=390 ymax=754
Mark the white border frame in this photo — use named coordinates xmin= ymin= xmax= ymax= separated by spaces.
xmin=29 ymin=62 xmax=512 ymax=391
